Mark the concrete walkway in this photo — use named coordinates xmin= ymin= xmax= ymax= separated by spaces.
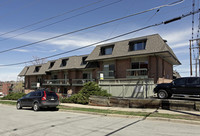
xmin=60 ymin=103 xmax=200 ymax=116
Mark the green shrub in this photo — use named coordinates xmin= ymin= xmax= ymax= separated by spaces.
xmin=61 ymin=82 xmax=111 ymax=104
xmin=2 ymin=92 xmax=26 ymax=100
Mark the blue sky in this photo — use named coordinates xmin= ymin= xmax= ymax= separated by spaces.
xmin=0 ymin=0 xmax=197 ymax=81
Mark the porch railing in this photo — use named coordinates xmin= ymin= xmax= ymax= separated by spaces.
xmin=72 ymin=79 xmax=95 ymax=86
xmin=97 ymin=71 xmax=115 ymax=79
xmin=30 ymin=82 xmax=37 ymax=89
xmin=126 ymin=68 xmax=148 ymax=78
xmin=43 ymin=79 xmax=70 ymax=86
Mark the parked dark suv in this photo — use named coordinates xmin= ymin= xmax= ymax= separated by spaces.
xmin=154 ymin=77 xmax=200 ymax=99
xmin=16 ymin=89 xmax=59 ymax=111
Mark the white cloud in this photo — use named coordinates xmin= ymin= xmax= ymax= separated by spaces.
xmin=171 ymin=42 xmax=188 ymax=49
xmin=0 ymin=31 xmax=99 ymax=50
xmin=13 ymin=49 xmax=30 ymax=52
xmin=162 ymin=28 xmax=191 ymax=45
xmin=173 ymin=49 xmax=188 ymax=54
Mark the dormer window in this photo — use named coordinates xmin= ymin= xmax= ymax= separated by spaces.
xmin=34 ymin=66 xmax=41 ymax=73
xmin=60 ymin=59 xmax=68 ymax=67
xmin=49 ymin=62 xmax=55 ymax=69
xmin=82 ymin=56 xmax=87 ymax=65
xmin=100 ymin=45 xmax=114 ymax=55
xmin=129 ymin=40 xmax=146 ymax=51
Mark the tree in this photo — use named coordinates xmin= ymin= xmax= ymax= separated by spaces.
xmin=31 ymin=56 xmax=47 ymax=65
xmin=13 ymin=81 xmax=24 ymax=93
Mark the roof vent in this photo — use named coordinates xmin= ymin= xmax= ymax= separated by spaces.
xmin=163 ymin=39 xmax=167 ymax=43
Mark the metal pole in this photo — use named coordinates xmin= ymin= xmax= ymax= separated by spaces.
xmin=199 ymin=40 xmax=200 ymax=77
xmin=196 ymin=59 xmax=198 ymax=77
xmin=190 ymin=40 xmax=193 ymax=76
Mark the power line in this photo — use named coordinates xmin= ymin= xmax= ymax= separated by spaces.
xmin=0 ymin=0 xmax=184 ymax=54
xmin=0 ymin=8 xmax=199 ymax=67
xmin=0 ymin=0 xmax=122 ymax=42
xmin=0 ymin=0 xmax=106 ymax=37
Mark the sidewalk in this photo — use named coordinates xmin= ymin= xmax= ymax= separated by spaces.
xmin=60 ymin=103 xmax=200 ymax=116
xmin=1 ymin=99 xmax=200 ymax=117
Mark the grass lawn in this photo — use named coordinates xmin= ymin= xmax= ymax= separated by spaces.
xmin=0 ymin=100 xmax=199 ymax=122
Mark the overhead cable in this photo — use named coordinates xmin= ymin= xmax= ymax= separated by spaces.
xmin=0 ymin=0 xmax=122 ymax=42
xmin=0 ymin=8 xmax=199 ymax=67
xmin=0 ymin=0 xmax=106 ymax=37
xmin=0 ymin=0 xmax=185 ymax=54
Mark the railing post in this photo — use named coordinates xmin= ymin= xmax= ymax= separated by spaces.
xmin=123 ymin=85 xmax=125 ymax=98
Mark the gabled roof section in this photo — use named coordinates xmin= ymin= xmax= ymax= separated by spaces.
xmin=86 ymin=34 xmax=181 ymax=65
xmin=18 ymin=66 xmax=29 ymax=76
xmin=25 ymin=63 xmax=48 ymax=76
xmin=48 ymin=55 xmax=89 ymax=71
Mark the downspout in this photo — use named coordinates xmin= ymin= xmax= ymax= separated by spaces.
xmin=156 ymin=56 xmax=159 ymax=83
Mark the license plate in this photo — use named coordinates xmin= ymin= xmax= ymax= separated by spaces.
xmin=51 ymin=98 xmax=54 ymax=100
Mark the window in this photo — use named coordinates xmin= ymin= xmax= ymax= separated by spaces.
xmin=37 ymin=77 xmax=41 ymax=83
xmin=34 ymin=66 xmax=41 ymax=73
xmin=103 ymin=64 xmax=115 ymax=77
xmin=131 ymin=61 xmax=148 ymax=69
xmin=83 ymin=73 xmax=92 ymax=79
xmin=36 ymin=91 xmax=41 ymax=96
xmin=60 ymin=59 xmax=68 ymax=67
xmin=30 ymin=92 xmax=36 ymax=97
xmin=129 ymin=40 xmax=146 ymax=51
xmin=52 ymin=75 xmax=57 ymax=79
xmin=187 ymin=78 xmax=199 ymax=85
xmin=49 ymin=62 xmax=55 ymax=69
xmin=24 ymin=93 xmax=31 ymax=98
xmin=82 ymin=57 xmax=87 ymax=65
xmin=130 ymin=61 xmax=148 ymax=76
xmin=101 ymin=45 xmax=114 ymax=55
xmin=174 ymin=78 xmax=186 ymax=85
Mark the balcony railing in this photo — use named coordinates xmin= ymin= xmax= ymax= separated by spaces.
xmin=97 ymin=71 xmax=115 ymax=79
xmin=31 ymin=82 xmax=37 ymax=89
xmin=126 ymin=68 xmax=148 ymax=78
xmin=72 ymin=79 xmax=95 ymax=86
xmin=43 ymin=79 xmax=70 ymax=86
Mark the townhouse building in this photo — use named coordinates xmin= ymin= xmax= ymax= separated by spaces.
xmin=19 ymin=34 xmax=181 ymax=97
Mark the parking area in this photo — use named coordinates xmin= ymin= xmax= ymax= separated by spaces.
xmin=1 ymin=104 xmax=200 ymax=136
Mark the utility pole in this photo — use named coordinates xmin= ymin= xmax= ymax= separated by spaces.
xmin=199 ymin=40 xmax=200 ymax=76
xmin=190 ymin=40 xmax=193 ymax=76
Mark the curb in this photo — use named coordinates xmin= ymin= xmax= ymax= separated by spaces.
xmin=59 ymin=106 xmax=200 ymax=125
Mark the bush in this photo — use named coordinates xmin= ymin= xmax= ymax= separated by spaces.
xmin=2 ymin=92 xmax=26 ymax=100
xmin=61 ymin=82 xmax=111 ymax=104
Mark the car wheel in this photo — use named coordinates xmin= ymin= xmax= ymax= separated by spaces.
xmin=158 ymin=89 xmax=168 ymax=99
xmin=33 ymin=103 xmax=40 ymax=111
xmin=16 ymin=102 xmax=22 ymax=110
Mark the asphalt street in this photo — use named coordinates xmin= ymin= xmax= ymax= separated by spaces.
xmin=0 ymin=104 xmax=200 ymax=136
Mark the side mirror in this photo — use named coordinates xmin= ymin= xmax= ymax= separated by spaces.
xmin=172 ymin=81 xmax=175 ymax=85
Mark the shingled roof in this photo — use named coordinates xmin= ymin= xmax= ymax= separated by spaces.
xmin=48 ymin=55 xmax=88 ymax=71
xmin=86 ymin=34 xmax=181 ymax=65
xmin=18 ymin=67 xmax=29 ymax=76
xmin=19 ymin=55 xmax=89 ymax=76
xmin=25 ymin=63 xmax=48 ymax=76
xmin=18 ymin=34 xmax=181 ymax=76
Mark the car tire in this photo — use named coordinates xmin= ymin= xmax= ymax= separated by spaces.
xmin=16 ymin=102 xmax=22 ymax=110
xmin=157 ymin=89 xmax=168 ymax=99
xmin=33 ymin=102 xmax=40 ymax=111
